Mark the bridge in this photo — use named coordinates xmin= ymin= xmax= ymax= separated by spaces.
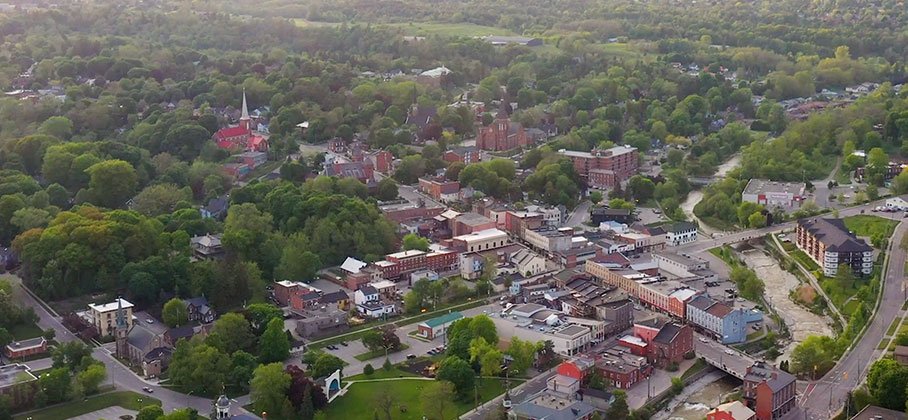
xmin=694 ymin=334 xmax=757 ymax=380
xmin=689 ymin=177 xmax=719 ymax=186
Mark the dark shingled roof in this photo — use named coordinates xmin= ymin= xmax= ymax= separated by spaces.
xmin=653 ymin=323 xmax=683 ymax=345
xmin=798 ymin=218 xmax=873 ymax=253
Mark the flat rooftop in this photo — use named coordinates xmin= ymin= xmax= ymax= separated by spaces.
xmin=88 ymin=298 xmax=134 ymax=313
xmin=452 ymin=228 xmax=508 ymax=243
xmin=743 ymin=179 xmax=805 ymax=195
xmin=0 ymin=364 xmax=36 ymax=388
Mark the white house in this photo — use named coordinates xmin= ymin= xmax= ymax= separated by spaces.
xmin=665 ymin=222 xmax=697 ymax=247
xmin=354 ymin=286 xmax=395 ymax=318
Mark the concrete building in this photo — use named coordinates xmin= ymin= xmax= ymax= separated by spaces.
xmin=490 ymin=304 xmax=603 ymax=356
xmin=559 ymin=146 xmax=639 ymax=189
xmin=686 ymin=295 xmax=748 ymax=344
xmin=666 ymin=222 xmax=698 ymax=246
xmin=0 ymin=364 xmax=38 ymax=410
xmin=416 ymin=311 xmax=463 ymax=339
xmin=590 ymin=208 xmax=634 ymax=225
xmin=508 ymin=391 xmax=596 ymax=420
xmin=525 ymin=204 xmax=567 ymax=226
xmin=741 ymin=180 xmax=806 ymax=208
xmin=294 ymin=307 xmax=349 ymax=339
xmin=796 ymin=218 xmax=874 ymax=276
xmin=586 ymin=260 xmax=698 ymax=319
xmin=742 ymin=361 xmax=796 ymax=420
xmin=88 ymin=298 xmax=134 ymax=337
xmin=522 ymin=227 xmax=573 ymax=253
xmin=452 ymin=229 xmax=510 ymax=252
xmin=451 ymin=212 xmax=497 ymax=236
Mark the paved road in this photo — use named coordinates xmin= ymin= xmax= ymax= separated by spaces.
xmin=565 ymin=200 xmax=592 ymax=228
xmin=5 ymin=274 xmax=223 ymax=414
xmin=800 ymin=216 xmax=906 ymax=419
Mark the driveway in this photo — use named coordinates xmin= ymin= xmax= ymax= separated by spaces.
xmin=68 ymin=406 xmax=137 ymax=420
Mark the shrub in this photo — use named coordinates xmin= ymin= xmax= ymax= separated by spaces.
xmin=383 ymin=358 xmax=393 ymax=371
xmin=363 ymin=363 xmax=375 ymax=375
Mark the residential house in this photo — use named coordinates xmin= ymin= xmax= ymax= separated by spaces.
xmin=443 ymin=146 xmax=480 ymax=164
xmin=200 ymin=196 xmax=229 ymax=220
xmin=354 ymin=286 xmax=395 ymax=318
xmin=182 ymin=297 xmax=216 ymax=324
xmin=318 ymin=291 xmax=351 ymax=311
xmin=190 ymin=234 xmax=225 ymax=260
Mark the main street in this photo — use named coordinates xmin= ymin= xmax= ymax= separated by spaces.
xmin=6 ymin=274 xmax=225 ymax=414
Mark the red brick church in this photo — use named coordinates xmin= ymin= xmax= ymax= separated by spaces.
xmin=212 ymin=90 xmax=268 ymax=152
xmin=476 ymin=106 xmax=529 ymax=151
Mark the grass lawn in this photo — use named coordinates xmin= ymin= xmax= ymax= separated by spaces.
xmin=887 ymin=318 xmax=901 ymax=336
xmin=680 ymin=359 xmax=708 ymax=381
xmin=377 ymin=22 xmax=515 ymax=37
xmin=347 ymin=366 xmax=419 ymax=381
xmin=8 ymin=321 xmax=44 ymax=340
xmin=322 ymin=378 xmax=507 ymax=419
xmin=354 ymin=343 xmax=410 ymax=361
xmin=843 ymin=215 xmax=898 ymax=239
xmin=834 ymin=167 xmax=852 ymax=185
xmin=14 ymin=391 xmax=160 ymax=420
xmin=790 ymin=250 xmax=820 ymax=272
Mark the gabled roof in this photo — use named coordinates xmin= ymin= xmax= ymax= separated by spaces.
xmin=798 ymin=218 xmax=873 ymax=253
xmin=421 ymin=311 xmax=463 ymax=328
xmin=127 ymin=325 xmax=158 ymax=350
xmin=213 ymin=126 xmax=250 ymax=139
xmin=688 ymin=295 xmax=716 ymax=311
xmin=666 ymin=222 xmax=697 ymax=233
xmin=653 ymin=323 xmax=684 ymax=345
xmin=318 ymin=291 xmax=350 ymax=304
xmin=340 ymin=257 xmax=367 ymax=274
xmin=706 ymin=302 xmax=733 ymax=318
xmin=204 ymin=196 xmax=229 ymax=215
xmin=358 ymin=285 xmax=378 ymax=296
xmin=144 ymin=346 xmax=173 ymax=362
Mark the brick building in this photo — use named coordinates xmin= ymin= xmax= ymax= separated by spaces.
xmin=444 ymin=146 xmax=481 ymax=164
xmin=477 ymin=111 xmax=529 ymax=151
xmin=418 ymin=177 xmax=461 ymax=202
xmin=742 ymin=361 xmax=796 ymax=420
xmin=559 ymin=146 xmax=638 ymax=189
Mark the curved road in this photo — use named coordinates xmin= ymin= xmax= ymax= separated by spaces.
xmin=6 ymin=274 xmax=223 ymax=414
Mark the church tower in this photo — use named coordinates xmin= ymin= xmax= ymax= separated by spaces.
xmin=114 ymin=297 xmax=129 ymax=359
xmin=239 ymin=89 xmax=251 ymax=131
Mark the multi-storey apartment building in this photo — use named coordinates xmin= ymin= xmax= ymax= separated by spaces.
xmin=795 ymin=217 xmax=873 ymax=276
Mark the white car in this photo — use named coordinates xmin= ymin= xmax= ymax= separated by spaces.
xmin=698 ymin=337 xmax=708 ymax=343
xmin=725 ymin=349 xmax=735 ymax=355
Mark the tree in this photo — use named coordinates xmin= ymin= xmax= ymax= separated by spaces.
xmin=286 ymin=365 xmax=327 ymax=415
xmin=250 ymin=363 xmax=292 ymax=419
xmin=469 ymin=315 xmax=498 ymax=345
xmin=131 ymin=184 xmax=191 ymax=216
xmin=168 ymin=340 xmax=230 ymax=396
xmin=383 ymin=358 xmax=393 ymax=371
xmin=162 ymin=298 xmax=189 ymax=328
xmin=136 ymin=405 xmax=164 ymax=420
xmin=40 ymin=368 xmax=72 ymax=404
xmin=375 ymin=178 xmax=399 ymax=201
xmin=245 ymin=303 xmax=285 ymax=335
xmin=469 ymin=337 xmax=502 ymax=377
xmin=436 ymin=357 xmax=475 ymax=399
xmin=506 ymin=337 xmax=536 ymax=375
xmin=363 ymin=363 xmax=375 ymax=375
xmin=790 ymin=335 xmax=836 ymax=378
xmin=84 ymin=160 xmax=138 ymax=208
xmin=866 ymin=359 xmax=908 ymax=410
xmin=275 ymin=239 xmax=321 ymax=284
xmin=627 ymin=176 xmax=656 ymax=202
xmin=608 ymin=198 xmax=635 ymax=210
xmin=402 ymin=233 xmax=430 ymax=251
xmin=421 ymin=381 xmax=456 ymax=420
xmin=207 ymin=313 xmax=255 ymax=354
xmin=606 ymin=390 xmax=629 ymax=420
xmin=76 ymin=363 xmax=106 ymax=395
xmin=589 ymin=191 xmax=603 ymax=205
xmin=259 ymin=318 xmax=290 ymax=363
xmin=311 ymin=353 xmax=345 ymax=378
xmin=39 ymin=116 xmax=74 ymax=140
xmin=52 ymin=341 xmax=92 ymax=372
xmin=866 ymin=147 xmax=890 ymax=186
xmin=229 ymin=351 xmax=259 ymax=393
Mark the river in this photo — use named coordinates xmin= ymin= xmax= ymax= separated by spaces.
xmin=739 ymin=248 xmax=835 ymax=360
xmin=665 ymin=375 xmax=742 ymax=420
xmin=679 ymin=154 xmax=741 ymax=237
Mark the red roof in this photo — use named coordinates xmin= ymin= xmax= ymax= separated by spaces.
xmin=249 ymin=135 xmax=268 ymax=150
xmin=213 ymin=126 xmax=250 ymax=140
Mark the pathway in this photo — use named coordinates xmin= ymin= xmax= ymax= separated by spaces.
xmin=67 ymin=406 xmax=137 ymax=420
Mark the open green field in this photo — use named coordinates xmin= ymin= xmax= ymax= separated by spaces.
xmin=14 ymin=391 xmax=161 ymax=420
xmin=843 ymin=215 xmax=898 ymax=239
xmin=291 ymin=19 xmax=515 ymax=38
xmin=347 ymin=366 xmax=419 ymax=381
xmin=322 ymin=378 xmax=507 ymax=419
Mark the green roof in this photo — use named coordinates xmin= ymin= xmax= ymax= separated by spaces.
xmin=422 ymin=311 xmax=464 ymax=328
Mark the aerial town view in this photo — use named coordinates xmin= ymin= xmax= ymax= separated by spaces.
xmin=3 ymin=1 xmax=908 ymax=420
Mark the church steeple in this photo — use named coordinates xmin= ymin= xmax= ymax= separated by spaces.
xmin=239 ymin=88 xmax=251 ymax=130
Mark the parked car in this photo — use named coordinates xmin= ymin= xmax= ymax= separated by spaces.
xmin=407 ymin=354 xmax=416 ymax=359
xmin=142 ymin=387 xmax=154 ymax=393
